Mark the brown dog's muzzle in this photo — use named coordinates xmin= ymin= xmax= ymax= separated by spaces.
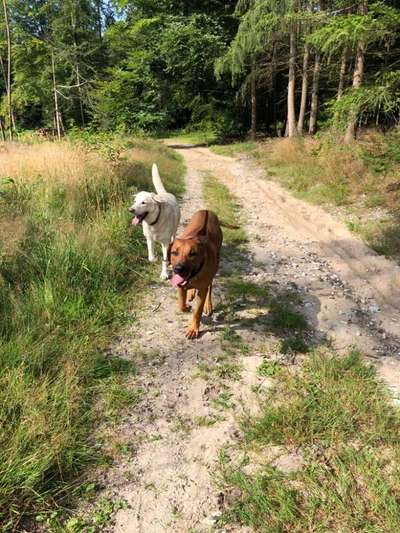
xmin=173 ymin=262 xmax=190 ymax=276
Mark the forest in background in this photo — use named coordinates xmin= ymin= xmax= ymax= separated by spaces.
xmin=1 ymin=0 xmax=400 ymax=142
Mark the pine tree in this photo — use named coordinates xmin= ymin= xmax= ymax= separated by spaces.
xmin=1 ymin=0 xmax=13 ymax=139
xmin=309 ymin=1 xmax=400 ymax=141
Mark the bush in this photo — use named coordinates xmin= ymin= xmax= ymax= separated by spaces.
xmin=191 ymin=100 xmax=246 ymax=142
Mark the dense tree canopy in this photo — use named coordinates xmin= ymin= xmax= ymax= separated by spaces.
xmin=1 ymin=0 xmax=399 ymax=139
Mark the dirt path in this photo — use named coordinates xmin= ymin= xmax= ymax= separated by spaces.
xmin=179 ymin=147 xmax=400 ymax=393
xmin=107 ymin=155 xmax=264 ymax=532
xmin=102 ymin=146 xmax=400 ymax=532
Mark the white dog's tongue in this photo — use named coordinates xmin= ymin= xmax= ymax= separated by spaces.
xmin=132 ymin=216 xmax=141 ymax=226
xmin=171 ymin=274 xmax=185 ymax=288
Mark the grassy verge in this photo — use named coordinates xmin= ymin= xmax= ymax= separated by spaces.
xmin=160 ymin=128 xmax=218 ymax=146
xmin=218 ymin=350 xmax=400 ymax=532
xmin=209 ymin=141 xmax=258 ymax=157
xmin=0 ymin=136 xmax=184 ymax=529
xmin=254 ymin=130 xmax=400 ymax=261
xmin=202 ymin=173 xmax=247 ymax=247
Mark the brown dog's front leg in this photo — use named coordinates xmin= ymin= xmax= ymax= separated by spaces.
xmin=187 ymin=288 xmax=196 ymax=302
xmin=203 ymin=284 xmax=213 ymax=316
xmin=186 ymin=288 xmax=207 ymax=339
xmin=178 ymin=287 xmax=190 ymax=312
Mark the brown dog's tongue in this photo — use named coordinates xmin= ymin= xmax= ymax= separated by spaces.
xmin=171 ymin=274 xmax=185 ymax=288
xmin=132 ymin=216 xmax=141 ymax=226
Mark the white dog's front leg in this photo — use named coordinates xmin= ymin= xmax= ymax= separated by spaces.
xmin=160 ymin=243 xmax=169 ymax=280
xmin=147 ymin=238 xmax=156 ymax=262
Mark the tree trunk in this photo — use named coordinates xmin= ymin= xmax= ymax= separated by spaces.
xmin=76 ymin=64 xmax=85 ymax=127
xmin=250 ymin=59 xmax=257 ymax=141
xmin=0 ymin=117 xmax=5 ymax=141
xmin=71 ymin=10 xmax=85 ymax=126
xmin=287 ymin=27 xmax=297 ymax=137
xmin=297 ymin=42 xmax=310 ymax=134
xmin=0 ymin=49 xmax=6 ymax=89
xmin=51 ymin=51 xmax=62 ymax=140
xmin=2 ymin=0 xmax=13 ymax=140
xmin=344 ymin=2 xmax=367 ymax=143
xmin=343 ymin=44 xmax=365 ymax=143
xmin=271 ymin=42 xmax=277 ymax=135
xmin=337 ymin=47 xmax=347 ymax=100
xmin=96 ymin=0 xmax=102 ymax=40
xmin=309 ymin=52 xmax=321 ymax=135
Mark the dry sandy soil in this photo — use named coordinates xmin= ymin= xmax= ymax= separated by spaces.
xmin=92 ymin=146 xmax=400 ymax=532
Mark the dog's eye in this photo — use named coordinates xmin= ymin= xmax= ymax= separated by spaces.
xmin=171 ymin=250 xmax=179 ymax=256
xmin=141 ymin=201 xmax=146 ymax=205
xmin=189 ymin=250 xmax=197 ymax=257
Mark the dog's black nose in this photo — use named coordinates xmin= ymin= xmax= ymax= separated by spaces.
xmin=173 ymin=262 xmax=187 ymax=275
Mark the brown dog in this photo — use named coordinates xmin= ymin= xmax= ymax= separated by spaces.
xmin=169 ymin=209 xmax=237 ymax=339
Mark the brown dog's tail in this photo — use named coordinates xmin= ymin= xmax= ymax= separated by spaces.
xmin=220 ymin=220 xmax=240 ymax=230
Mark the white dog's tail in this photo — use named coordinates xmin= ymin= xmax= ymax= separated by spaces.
xmin=152 ymin=163 xmax=167 ymax=194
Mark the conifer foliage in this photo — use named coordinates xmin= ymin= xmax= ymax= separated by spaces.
xmin=0 ymin=0 xmax=399 ymax=138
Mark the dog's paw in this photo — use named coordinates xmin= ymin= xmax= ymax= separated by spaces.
xmin=160 ymin=271 xmax=169 ymax=280
xmin=148 ymin=256 xmax=157 ymax=263
xmin=203 ymin=303 xmax=213 ymax=316
xmin=186 ymin=326 xmax=199 ymax=339
xmin=179 ymin=305 xmax=191 ymax=313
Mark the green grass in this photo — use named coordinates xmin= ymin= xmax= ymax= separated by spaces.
xmin=218 ymin=350 xmax=400 ymax=532
xmin=269 ymin=299 xmax=308 ymax=331
xmin=225 ymin=278 xmax=267 ymax=300
xmin=202 ymin=173 xmax=247 ymax=247
xmin=36 ymin=497 xmax=128 ymax=532
xmin=347 ymin=216 xmax=400 ymax=261
xmin=220 ymin=276 xmax=310 ymax=356
xmin=195 ymin=415 xmax=224 ymax=427
xmin=0 ymin=136 xmax=185 ymax=529
xmin=161 ymin=128 xmax=218 ymax=146
xmin=213 ymin=390 xmax=235 ymax=411
xmin=257 ymin=359 xmax=281 ymax=377
xmin=210 ymin=142 xmax=258 ymax=157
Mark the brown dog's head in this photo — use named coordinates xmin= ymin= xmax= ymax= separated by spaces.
xmin=169 ymin=238 xmax=205 ymax=288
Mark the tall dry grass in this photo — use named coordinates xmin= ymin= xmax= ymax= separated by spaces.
xmin=0 ymin=141 xmax=98 ymax=182
xmin=262 ymin=131 xmax=400 ymax=206
xmin=0 ymin=137 xmax=184 ymax=529
xmin=257 ymin=130 xmax=400 ymax=259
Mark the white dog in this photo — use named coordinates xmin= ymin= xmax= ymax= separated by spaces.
xmin=130 ymin=163 xmax=180 ymax=280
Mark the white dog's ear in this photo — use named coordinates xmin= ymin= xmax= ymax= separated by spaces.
xmin=150 ymin=193 xmax=162 ymax=203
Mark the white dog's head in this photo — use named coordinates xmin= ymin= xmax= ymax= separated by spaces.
xmin=129 ymin=191 xmax=160 ymax=226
